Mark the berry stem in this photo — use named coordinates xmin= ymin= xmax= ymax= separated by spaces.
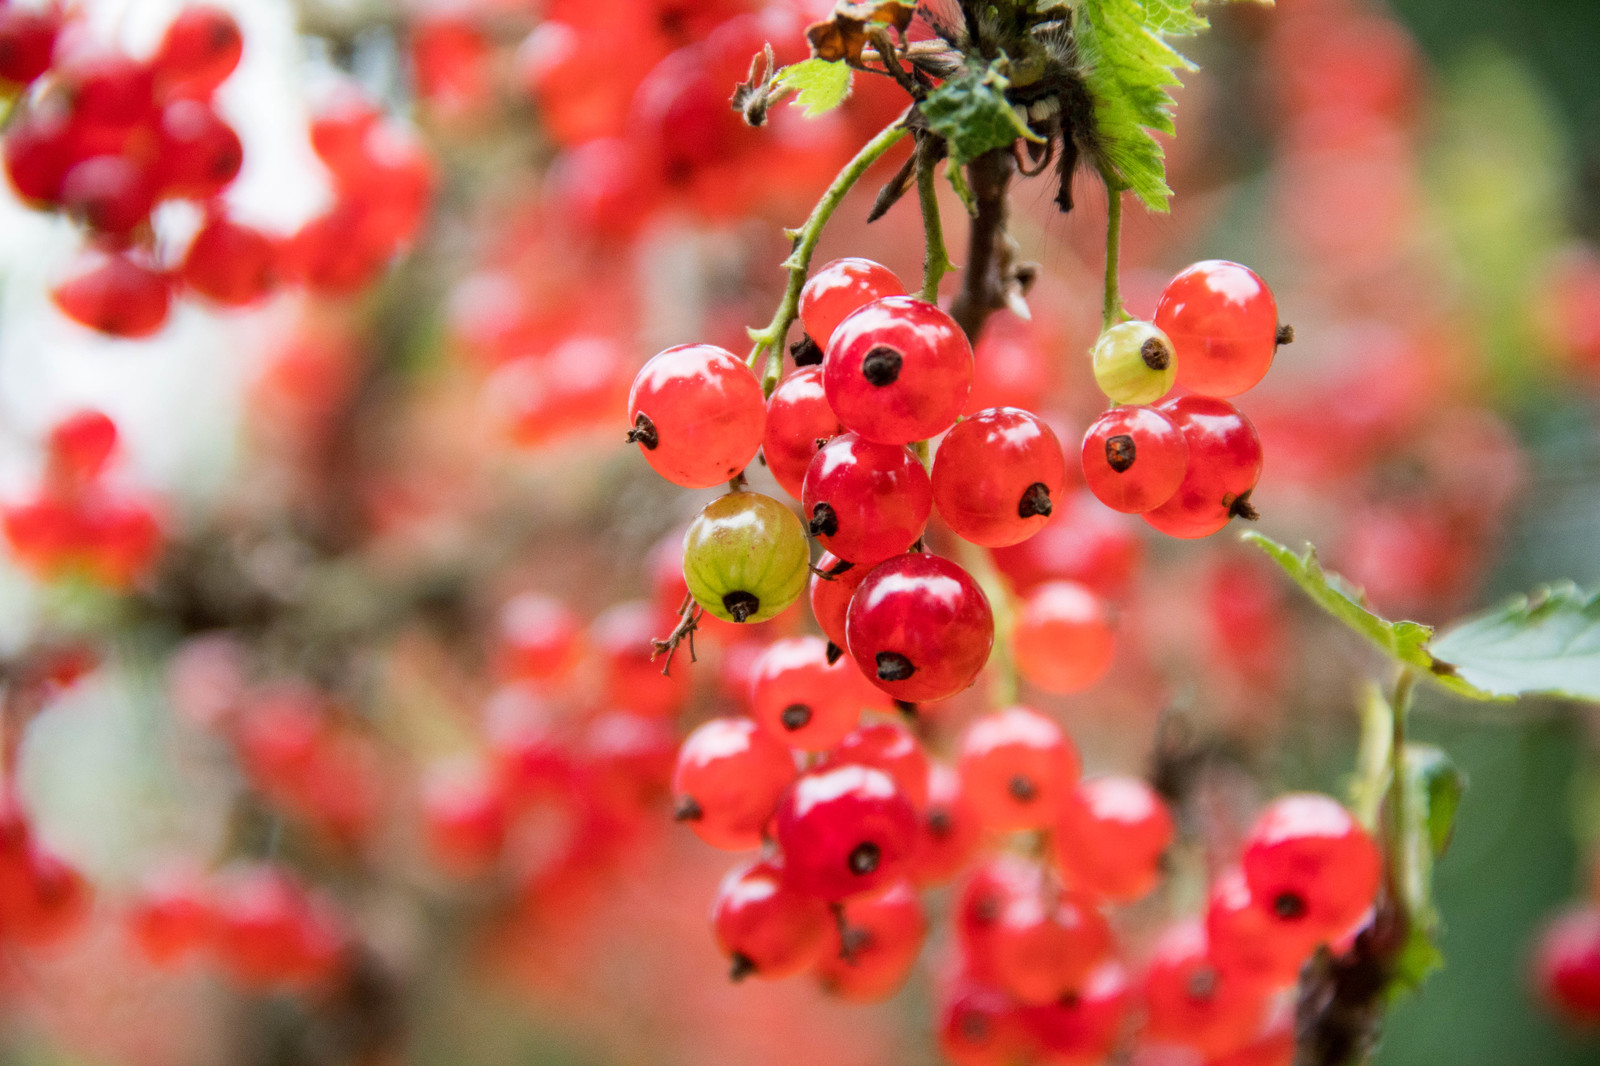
xmin=915 ymin=137 xmax=954 ymax=304
xmin=747 ymin=117 xmax=912 ymax=396
xmin=957 ymin=539 xmax=1018 ymax=707
xmin=1386 ymin=667 xmax=1416 ymax=900
xmin=1100 ymin=167 xmax=1127 ymax=333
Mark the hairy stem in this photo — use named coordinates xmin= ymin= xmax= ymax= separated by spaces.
xmin=1101 ymin=168 xmax=1126 ymax=332
xmin=748 ymin=117 xmax=911 ymax=395
xmin=949 ymin=148 xmax=1015 ymax=342
xmin=916 ymin=138 xmax=954 ymax=303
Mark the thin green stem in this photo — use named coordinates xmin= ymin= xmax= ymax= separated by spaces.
xmin=1100 ymin=168 xmax=1126 ymax=332
xmin=1387 ymin=668 xmax=1417 ymax=880
xmin=958 ymin=540 xmax=1018 ymax=707
xmin=748 ymin=117 xmax=911 ymax=396
xmin=916 ymin=140 xmax=954 ymax=303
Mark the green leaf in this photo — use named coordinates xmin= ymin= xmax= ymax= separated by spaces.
xmin=1407 ymin=744 xmax=1466 ymax=860
xmin=921 ymin=61 xmax=1043 ymax=170
xmin=1070 ymin=0 xmax=1265 ymax=211
xmin=1429 ymin=583 xmax=1600 ymax=701
xmin=1388 ymin=743 xmax=1464 ymax=998
xmin=774 ymin=58 xmax=853 ymax=118
xmin=1242 ymin=533 xmax=1494 ymax=700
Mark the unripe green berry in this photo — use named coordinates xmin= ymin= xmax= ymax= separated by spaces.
xmin=683 ymin=492 xmax=810 ymax=624
xmin=1091 ymin=320 xmax=1177 ymax=405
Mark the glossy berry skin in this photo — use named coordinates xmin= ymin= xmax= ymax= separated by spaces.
xmin=818 ymin=878 xmax=927 ymax=1001
xmin=1241 ymin=793 xmax=1381 ymax=942
xmin=809 ymin=551 xmax=871 ymax=650
xmin=671 ymin=717 xmax=796 ymax=851
xmin=800 ymin=257 xmax=904 ymax=350
xmin=152 ymin=6 xmax=244 ymax=99
xmin=1017 ymin=960 xmax=1130 ymax=1064
xmin=913 ymin=763 xmax=981 ymax=885
xmin=933 ymin=408 xmax=1067 ymax=547
xmin=1206 ymin=867 xmax=1320 ymax=988
xmin=627 ymin=344 xmax=765 ymax=488
xmin=1143 ymin=396 xmax=1264 ymax=539
xmin=1534 ymin=905 xmax=1600 ymax=1025
xmin=1091 ymin=320 xmax=1176 ymax=405
xmin=1055 ymin=776 xmax=1174 ymax=902
xmin=957 ymin=706 xmax=1080 ymax=832
xmin=1012 ymin=581 xmax=1115 ymax=694
xmin=989 ymin=884 xmax=1113 ymax=1005
xmin=823 ymin=296 xmax=973 ymax=445
xmin=772 ymin=763 xmax=918 ymax=901
xmin=1156 ymin=260 xmax=1280 ymax=398
xmin=846 ymin=553 xmax=993 ymax=703
xmin=748 ymin=636 xmax=863 ymax=751
xmin=762 ymin=366 xmax=842 ymax=500
xmin=1143 ymin=921 xmax=1269 ymax=1057
xmin=802 ymin=433 xmax=930 ymax=565
xmin=52 ymin=252 xmax=171 ymax=339
xmin=824 ymin=720 xmax=930 ymax=810
xmin=711 ymin=859 xmax=829 ymax=981
xmin=182 ymin=215 xmax=278 ymax=306
xmin=1081 ymin=405 xmax=1188 ymax=514
xmin=938 ymin=981 xmax=1027 ymax=1066
xmin=0 ymin=7 xmax=60 ymax=89
xmin=682 ymin=493 xmax=808 ymax=624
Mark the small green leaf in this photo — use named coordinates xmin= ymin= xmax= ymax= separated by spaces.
xmin=1429 ymin=583 xmax=1600 ymax=701
xmin=774 ymin=59 xmax=853 ymax=118
xmin=921 ymin=61 xmax=1043 ymax=170
xmin=1389 ymin=927 xmax=1446 ymax=997
xmin=1242 ymin=533 xmax=1494 ymax=700
xmin=1387 ymin=743 xmax=1463 ymax=999
xmin=1407 ymin=744 xmax=1466 ymax=860
xmin=946 ymin=161 xmax=977 ymax=216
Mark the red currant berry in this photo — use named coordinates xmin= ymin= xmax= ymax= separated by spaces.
xmin=182 ymin=214 xmax=279 ymax=307
xmin=421 ymin=760 xmax=509 ymax=877
xmin=627 ymin=344 xmax=765 ymax=488
xmin=1012 ymin=581 xmax=1115 ymax=694
xmin=932 ymin=407 xmax=1067 ymax=547
xmin=1240 ymin=793 xmax=1381 ymax=942
xmin=748 ymin=636 xmax=863 ymax=751
xmin=938 ymin=981 xmax=1027 ymax=1066
xmin=1143 ymin=396 xmax=1264 ymax=539
xmin=52 ymin=250 xmax=171 ymax=339
xmin=154 ymin=99 xmax=244 ymax=200
xmin=1534 ymin=904 xmax=1600 ymax=1025
xmin=672 ymin=717 xmax=796 ymax=851
xmin=956 ymin=854 xmax=1042 ymax=984
xmin=989 ymin=883 xmax=1113 ymax=1005
xmin=772 ymin=763 xmax=917 ymax=901
xmin=1205 ymin=867 xmax=1319 ymax=989
xmin=802 ymin=432 xmax=930 ymax=564
xmin=60 ymin=155 xmax=156 ymax=235
xmin=1081 ymin=405 xmax=1188 ymax=514
xmin=0 ymin=6 xmax=60 ymax=90
xmin=913 ymin=762 xmax=981 ymax=885
xmin=495 ymin=593 xmax=582 ymax=683
xmin=818 ymin=878 xmax=927 ymax=1001
xmin=1055 ymin=776 xmax=1173 ymax=902
xmin=989 ymin=493 xmax=1143 ymax=600
xmin=809 ymin=550 xmax=871 ymax=652
xmin=48 ymin=410 xmax=118 ymax=487
xmin=846 ymin=553 xmax=993 ymax=703
xmin=824 ymin=719 xmax=930 ymax=809
xmin=1016 ymin=960 xmax=1130 ymax=1064
xmin=1155 ymin=260 xmax=1281 ymax=398
xmin=799 ymin=257 xmax=904 ymax=350
xmin=958 ymin=706 xmax=1080 ymax=832
xmin=1143 ymin=921 xmax=1269 ymax=1057
xmin=152 ymin=5 xmax=244 ymax=99
xmin=712 ymin=859 xmax=830 ymax=981
xmin=823 ymin=296 xmax=973 ymax=445
xmin=762 ymin=366 xmax=843 ymax=500
xmin=128 ymin=865 xmax=213 ymax=966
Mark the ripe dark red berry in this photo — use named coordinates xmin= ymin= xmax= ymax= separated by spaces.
xmin=845 ymin=553 xmax=994 ymax=703
xmin=1534 ymin=904 xmax=1600 ymax=1025
xmin=823 ymin=296 xmax=972 ymax=445
xmin=932 ymin=407 xmax=1067 ymax=547
xmin=772 ymin=763 xmax=918 ymax=901
xmin=628 ymin=344 xmax=766 ymax=488
xmin=1143 ymin=395 xmax=1264 ymax=539
xmin=802 ymin=432 xmax=930 ymax=565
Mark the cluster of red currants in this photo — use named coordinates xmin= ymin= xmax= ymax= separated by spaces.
xmin=1081 ymin=261 xmax=1285 ymax=538
xmin=1532 ymin=857 xmax=1600 ymax=1027
xmin=1 ymin=3 xmax=433 ymax=337
xmin=0 ymin=791 xmax=92 ymax=951
xmin=128 ymin=861 xmax=348 ymax=988
xmin=0 ymin=409 xmax=160 ymax=588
